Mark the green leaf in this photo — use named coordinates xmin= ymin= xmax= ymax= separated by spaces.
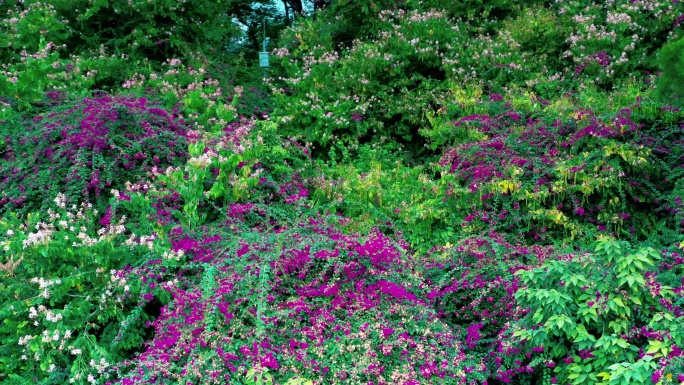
xmin=556 ymin=317 xmax=565 ymax=329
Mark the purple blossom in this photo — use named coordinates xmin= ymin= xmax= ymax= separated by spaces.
xmin=370 ymin=280 xmax=417 ymax=302
xmin=381 ymin=326 xmax=394 ymax=338
xmin=465 ymin=323 xmax=483 ymax=348
xmin=99 ymin=205 xmax=113 ymax=226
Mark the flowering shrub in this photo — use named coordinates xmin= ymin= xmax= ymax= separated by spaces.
xmin=419 ymin=233 xmax=561 ymax=383
xmin=308 ymin=86 xmax=684 ymax=252
xmin=0 ymin=4 xmax=135 ymax=107
xmin=0 ymin=194 xmax=155 ymax=384
xmin=0 ymin=2 xmax=70 ymax=64
xmin=0 ymin=36 xmax=89 ymax=109
xmin=120 ymin=56 xmax=243 ymax=132
xmin=136 ymin=119 xmax=312 ymax=230
xmin=432 ymin=90 xmax=684 ymax=245
xmin=0 ymin=0 xmax=240 ymax=64
xmin=270 ymin=0 xmax=682 ymax=157
xmin=0 ymin=94 xmax=189 ymax=219
xmin=270 ymin=7 xmax=461 ymax=152
xmin=4 ymin=0 xmax=684 ymax=384
xmin=109 ymin=213 xmax=479 ymax=385
xmin=0 ymin=1 xmax=248 ymax=112
xmin=552 ymin=0 xmax=681 ymax=89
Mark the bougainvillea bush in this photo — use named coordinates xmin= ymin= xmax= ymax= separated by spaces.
xmin=418 ymin=233 xmax=554 ymax=383
xmin=306 ymin=88 xmax=684 ymax=253
xmin=0 ymin=94 xmax=189 ymax=219
xmin=107 ymin=212 xmax=481 ymax=385
xmin=433 ymin=91 xmax=684 ymax=245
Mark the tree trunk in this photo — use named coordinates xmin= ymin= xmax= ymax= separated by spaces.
xmin=282 ymin=0 xmax=290 ymax=20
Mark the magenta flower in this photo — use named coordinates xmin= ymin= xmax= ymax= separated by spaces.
xmin=99 ymin=205 xmax=113 ymax=226
xmin=381 ymin=326 xmax=394 ymax=338
xmin=652 ymin=370 xmax=662 ymax=383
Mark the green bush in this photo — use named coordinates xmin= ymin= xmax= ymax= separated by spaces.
xmin=656 ymin=36 xmax=684 ymax=107
xmin=0 ymin=195 xmax=155 ymax=384
xmin=513 ymin=238 xmax=684 ymax=385
xmin=124 ymin=119 xmax=313 ymax=230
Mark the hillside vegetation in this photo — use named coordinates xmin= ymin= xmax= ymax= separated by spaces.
xmin=1 ymin=0 xmax=684 ymax=384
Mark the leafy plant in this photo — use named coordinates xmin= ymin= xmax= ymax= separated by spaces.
xmin=0 ymin=194 xmax=156 ymax=384
xmin=655 ymin=35 xmax=684 ymax=107
xmin=513 ymin=238 xmax=684 ymax=385
xmin=149 ymin=119 xmax=312 ymax=230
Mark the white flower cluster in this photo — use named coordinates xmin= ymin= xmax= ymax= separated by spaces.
xmin=377 ymin=8 xmax=446 ymax=23
xmin=69 ymin=372 xmax=97 ymax=384
xmin=139 ymin=234 xmax=156 ymax=250
xmin=606 ymin=11 xmax=631 ymax=24
xmin=100 ymin=289 xmax=113 ymax=304
xmin=28 ymin=304 xmax=65 ymax=323
xmin=164 ymin=166 xmax=182 ymax=177
xmin=29 ymin=277 xmax=61 ymax=290
xmin=272 ymin=47 xmax=290 ymax=59
xmin=162 ymin=249 xmax=185 ymax=261
xmin=45 ymin=310 xmax=63 ymax=322
xmin=29 ymin=278 xmax=62 ymax=299
xmin=41 ymin=329 xmax=62 ymax=343
xmin=164 ymin=58 xmax=182 ymax=66
xmin=22 ymin=222 xmax=54 ymax=249
xmin=90 ymin=357 xmax=110 ymax=374
xmin=124 ymin=180 xmax=156 ymax=193
xmin=18 ymin=334 xmax=34 ymax=346
xmin=187 ymin=148 xmax=217 ymax=169
xmin=76 ymin=231 xmax=99 ymax=247
xmin=69 ymin=347 xmax=82 ymax=355
xmin=122 ymin=73 xmax=146 ymax=89
xmin=53 ymin=193 xmax=68 ymax=209
xmin=122 ymin=232 xmax=156 ymax=250
xmin=124 ymin=233 xmax=138 ymax=246
xmin=46 ymin=208 xmax=62 ymax=222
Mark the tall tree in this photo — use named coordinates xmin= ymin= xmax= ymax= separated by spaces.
xmin=230 ymin=1 xmax=290 ymax=54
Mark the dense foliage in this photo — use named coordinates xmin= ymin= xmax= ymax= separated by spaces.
xmin=0 ymin=94 xmax=189 ymax=219
xmin=2 ymin=0 xmax=684 ymax=384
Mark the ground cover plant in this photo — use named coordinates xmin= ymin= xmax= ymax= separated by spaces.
xmin=2 ymin=0 xmax=684 ymax=384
